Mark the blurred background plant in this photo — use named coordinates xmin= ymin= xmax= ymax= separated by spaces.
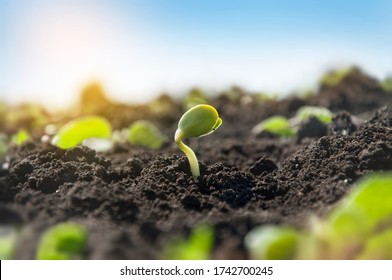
xmin=245 ymin=173 xmax=392 ymax=260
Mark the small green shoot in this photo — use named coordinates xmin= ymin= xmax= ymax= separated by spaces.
xmin=329 ymin=174 xmax=392 ymax=232
xmin=223 ymin=86 xmax=245 ymax=102
xmin=321 ymin=173 xmax=392 ymax=258
xmin=245 ymin=225 xmax=298 ymax=260
xmin=252 ymin=116 xmax=294 ymax=137
xmin=0 ymin=135 xmax=7 ymax=156
xmin=175 ymin=104 xmax=222 ymax=178
xmin=319 ymin=67 xmax=354 ymax=87
xmin=381 ymin=76 xmax=392 ymax=92
xmin=162 ymin=225 xmax=214 ymax=260
xmin=254 ymin=92 xmax=278 ymax=102
xmin=0 ymin=226 xmax=17 ymax=260
xmin=36 ymin=222 xmax=87 ymax=260
xmin=11 ymin=129 xmax=30 ymax=145
xmin=183 ymin=88 xmax=208 ymax=111
xmin=356 ymin=229 xmax=392 ymax=259
xmin=244 ymin=173 xmax=392 ymax=259
xmin=296 ymin=88 xmax=315 ymax=99
xmin=296 ymin=106 xmax=333 ymax=124
xmin=52 ymin=116 xmax=112 ymax=149
xmin=148 ymin=94 xmax=176 ymax=115
xmin=128 ymin=120 xmax=165 ymax=149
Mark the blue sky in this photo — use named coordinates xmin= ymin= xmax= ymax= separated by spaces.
xmin=1 ymin=0 xmax=391 ymax=109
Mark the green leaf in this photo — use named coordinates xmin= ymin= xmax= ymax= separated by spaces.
xmin=11 ymin=129 xmax=30 ymax=145
xmin=319 ymin=67 xmax=354 ymax=87
xmin=245 ymin=225 xmax=298 ymax=260
xmin=0 ymin=226 xmax=17 ymax=260
xmin=243 ymin=174 xmax=392 ymax=260
xmin=128 ymin=120 xmax=165 ymax=149
xmin=357 ymin=229 xmax=392 ymax=259
xmin=254 ymin=92 xmax=278 ymax=102
xmin=324 ymin=173 xmax=392 ymax=258
xmin=183 ymin=88 xmax=208 ymax=111
xmin=162 ymin=225 xmax=214 ymax=260
xmin=296 ymin=106 xmax=333 ymax=124
xmin=0 ymin=136 xmax=7 ymax=156
xmin=346 ymin=174 xmax=392 ymax=228
xmin=381 ymin=76 xmax=392 ymax=92
xmin=252 ymin=116 xmax=294 ymax=137
xmin=36 ymin=222 xmax=87 ymax=260
xmin=176 ymin=104 xmax=222 ymax=140
xmin=52 ymin=116 xmax=112 ymax=150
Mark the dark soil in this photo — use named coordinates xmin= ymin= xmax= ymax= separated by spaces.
xmin=0 ymin=68 xmax=392 ymax=259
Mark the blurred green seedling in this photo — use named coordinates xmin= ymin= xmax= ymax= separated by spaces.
xmin=356 ymin=229 xmax=392 ymax=259
xmin=183 ymin=88 xmax=208 ymax=111
xmin=252 ymin=116 xmax=294 ymax=137
xmin=148 ymin=94 xmax=177 ymax=115
xmin=0 ymin=134 xmax=8 ymax=156
xmin=381 ymin=75 xmax=392 ymax=92
xmin=243 ymin=173 xmax=392 ymax=260
xmin=52 ymin=116 xmax=112 ymax=149
xmin=36 ymin=222 xmax=87 ymax=260
xmin=175 ymin=104 xmax=222 ymax=178
xmin=254 ymin=92 xmax=278 ymax=103
xmin=223 ymin=86 xmax=245 ymax=102
xmin=162 ymin=225 xmax=214 ymax=260
xmin=11 ymin=129 xmax=30 ymax=145
xmin=296 ymin=88 xmax=315 ymax=99
xmin=324 ymin=174 xmax=392 ymax=255
xmin=319 ymin=67 xmax=354 ymax=87
xmin=128 ymin=120 xmax=165 ymax=149
xmin=245 ymin=225 xmax=299 ymax=260
xmin=0 ymin=226 xmax=18 ymax=260
xmin=296 ymin=106 xmax=333 ymax=124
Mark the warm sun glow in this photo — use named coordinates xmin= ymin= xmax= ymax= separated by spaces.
xmin=5 ymin=2 xmax=153 ymax=110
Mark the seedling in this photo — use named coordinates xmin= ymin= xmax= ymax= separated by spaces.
xmin=36 ymin=222 xmax=87 ymax=260
xmin=381 ymin=75 xmax=392 ymax=92
xmin=11 ymin=129 xmax=30 ymax=145
xmin=223 ymin=86 xmax=245 ymax=102
xmin=0 ymin=226 xmax=17 ymax=260
xmin=148 ymin=94 xmax=176 ymax=115
xmin=252 ymin=116 xmax=294 ymax=137
xmin=162 ymin=225 xmax=214 ymax=260
xmin=52 ymin=116 xmax=112 ymax=149
xmin=296 ymin=106 xmax=333 ymax=124
xmin=319 ymin=67 xmax=354 ymax=87
xmin=318 ymin=173 xmax=392 ymax=259
xmin=245 ymin=225 xmax=298 ymax=260
xmin=5 ymin=104 xmax=48 ymax=130
xmin=356 ymin=229 xmax=392 ymax=259
xmin=183 ymin=88 xmax=208 ymax=111
xmin=175 ymin=104 xmax=222 ymax=178
xmin=254 ymin=92 xmax=278 ymax=102
xmin=0 ymin=135 xmax=7 ymax=156
xmin=296 ymin=88 xmax=315 ymax=99
xmin=244 ymin=173 xmax=392 ymax=259
xmin=128 ymin=120 xmax=165 ymax=149
xmin=327 ymin=174 xmax=392 ymax=233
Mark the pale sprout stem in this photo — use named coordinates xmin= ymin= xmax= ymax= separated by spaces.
xmin=177 ymin=139 xmax=200 ymax=178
